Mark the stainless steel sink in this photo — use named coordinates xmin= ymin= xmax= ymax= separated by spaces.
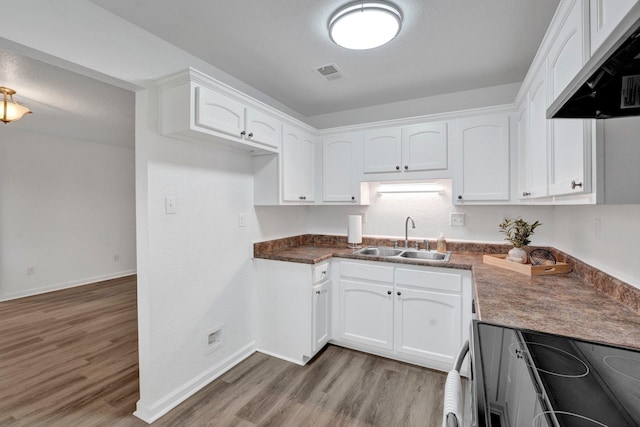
xmin=353 ymin=247 xmax=404 ymax=257
xmin=352 ymin=247 xmax=451 ymax=262
xmin=400 ymin=250 xmax=451 ymax=262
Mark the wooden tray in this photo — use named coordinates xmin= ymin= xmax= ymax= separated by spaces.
xmin=482 ymin=254 xmax=570 ymax=276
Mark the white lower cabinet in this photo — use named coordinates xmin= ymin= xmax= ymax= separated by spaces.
xmin=255 ymin=259 xmax=330 ymax=365
xmin=338 ymin=279 xmax=394 ymax=350
xmin=335 ymin=260 xmax=472 ymax=372
xmin=394 ymin=268 xmax=463 ymax=367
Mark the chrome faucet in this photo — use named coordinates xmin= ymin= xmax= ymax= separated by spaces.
xmin=404 ymin=216 xmax=415 ymax=248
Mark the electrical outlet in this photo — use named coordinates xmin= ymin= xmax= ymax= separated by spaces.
xmin=450 ymin=212 xmax=465 ymax=226
xmin=238 ymin=213 xmax=247 ymax=227
xmin=205 ymin=323 xmax=225 ymax=355
xmin=594 ymin=218 xmax=601 ymax=240
xmin=361 ymin=211 xmax=368 ymax=224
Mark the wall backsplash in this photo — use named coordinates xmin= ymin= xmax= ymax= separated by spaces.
xmin=305 ymin=180 xmax=556 ymax=246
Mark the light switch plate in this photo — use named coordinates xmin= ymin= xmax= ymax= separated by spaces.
xmin=165 ymin=196 xmax=177 ymax=214
xmin=450 ymin=212 xmax=465 ymax=226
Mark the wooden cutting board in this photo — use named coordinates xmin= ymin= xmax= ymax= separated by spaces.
xmin=483 ymin=254 xmax=570 ymax=276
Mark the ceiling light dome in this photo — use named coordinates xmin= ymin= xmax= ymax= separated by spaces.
xmin=1 ymin=87 xmax=32 ymax=124
xmin=329 ymin=1 xmax=402 ymax=50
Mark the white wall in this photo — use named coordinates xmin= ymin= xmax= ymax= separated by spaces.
xmin=553 ymin=205 xmax=640 ymax=289
xmin=135 ymin=88 xmax=259 ymax=416
xmin=0 ymin=127 xmax=136 ymax=300
xmin=306 ymin=180 xmax=556 ymax=246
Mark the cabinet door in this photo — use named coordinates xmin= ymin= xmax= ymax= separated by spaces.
xmin=323 ymin=133 xmax=360 ymax=202
xmin=590 ymin=0 xmax=637 ymax=55
xmin=363 ymin=128 xmax=402 ymax=173
xmin=245 ymin=108 xmax=281 ymax=149
xmin=195 ymin=86 xmax=245 ymax=138
xmin=394 ymin=287 xmax=462 ymax=365
xmin=526 ymin=67 xmax=549 ymax=199
xmin=282 ymin=125 xmax=315 ymax=202
xmin=338 ymin=279 xmax=393 ymax=350
xmin=454 ymin=114 xmax=510 ymax=202
xmin=401 ymin=122 xmax=448 ymax=172
xmin=547 ymin=0 xmax=591 ymax=197
xmin=312 ymin=280 xmax=330 ymax=353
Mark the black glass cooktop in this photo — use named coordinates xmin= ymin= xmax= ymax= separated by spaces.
xmin=473 ymin=322 xmax=640 ymax=427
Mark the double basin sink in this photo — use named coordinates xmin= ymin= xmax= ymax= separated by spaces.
xmin=352 ymin=247 xmax=451 ymax=262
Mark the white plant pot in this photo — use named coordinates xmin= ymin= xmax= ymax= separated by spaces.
xmin=507 ymin=247 xmax=527 ymax=264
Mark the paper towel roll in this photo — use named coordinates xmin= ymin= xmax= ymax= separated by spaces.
xmin=348 ymin=215 xmax=362 ymax=246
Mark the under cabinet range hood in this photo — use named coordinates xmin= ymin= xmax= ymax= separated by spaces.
xmin=549 ymin=3 xmax=640 ymax=119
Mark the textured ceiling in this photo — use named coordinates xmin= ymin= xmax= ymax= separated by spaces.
xmin=0 ymin=47 xmax=134 ymax=148
xmin=89 ymin=0 xmax=559 ymax=117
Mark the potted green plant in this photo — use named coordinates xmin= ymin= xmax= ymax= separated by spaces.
xmin=498 ymin=217 xmax=542 ymax=263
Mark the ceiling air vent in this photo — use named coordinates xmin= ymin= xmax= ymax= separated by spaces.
xmin=315 ymin=63 xmax=345 ymax=81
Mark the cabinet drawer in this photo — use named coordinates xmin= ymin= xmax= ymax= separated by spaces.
xmin=313 ymin=263 xmax=330 ymax=283
xmin=340 ymin=261 xmax=394 ymax=283
xmin=396 ymin=268 xmax=462 ymax=292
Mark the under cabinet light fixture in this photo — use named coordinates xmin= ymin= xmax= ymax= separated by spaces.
xmin=329 ymin=1 xmax=402 ymax=50
xmin=1 ymin=87 xmax=32 ymax=124
xmin=377 ymin=182 xmax=444 ymax=193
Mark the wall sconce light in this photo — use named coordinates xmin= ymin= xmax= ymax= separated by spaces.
xmin=1 ymin=87 xmax=32 ymax=124
xmin=377 ymin=181 xmax=444 ymax=193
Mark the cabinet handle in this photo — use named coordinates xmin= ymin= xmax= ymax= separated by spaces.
xmin=397 ymin=291 xmax=402 ymax=296
xmin=240 ymin=130 xmax=246 ymax=136
xmin=248 ymin=132 xmax=254 ymax=138
xmin=316 ymin=290 xmax=321 ymax=295
xmin=322 ymin=270 xmax=327 ymax=275
xmin=387 ymin=290 xmax=392 ymax=295
xmin=571 ymin=180 xmax=583 ymax=190
xmin=404 ymin=165 xmax=408 ymax=170
xmin=395 ymin=165 xmax=400 ymax=170
xmin=522 ymin=192 xmax=531 ymax=197
xmin=302 ymin=196 xmax=307 ymax=200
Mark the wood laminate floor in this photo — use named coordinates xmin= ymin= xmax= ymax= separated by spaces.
xmin=0 ymin=276 xmax=447 ymax=427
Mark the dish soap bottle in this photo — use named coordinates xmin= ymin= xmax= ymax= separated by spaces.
xmin=436 ymin=233 xmax=447 ymax=253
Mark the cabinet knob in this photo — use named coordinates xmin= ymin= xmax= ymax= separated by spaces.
xmin=404 ymin=165 xmax=408 ymax=170
xmin=397 ymin=291 xmax=402 ymax=296
xmin=351 ymin=196 xmax=355 ymax=201
xmin=395 ymin=165 xmax=400 ymax=170
xmin=571 ymin=180 xmax=583 ymax=190
xmin=387 ymin=290 xmax=392 ymax=295
xmin=522 ymin=192 xmax=531 ymax=197
xmin=248 ymin=132 xmax=254 ymax=138
xmin=322 ymin=270 xmax=327 ymax=275
xmin=457 ymin=195 xmax=463 ymax=200
xmin=316 ymin=290 xmax=321 ymax=295
xmin=240 ymin=130 xmax=246 ymax=136
xmin=302 ymin=196 xmax=306 ymax=200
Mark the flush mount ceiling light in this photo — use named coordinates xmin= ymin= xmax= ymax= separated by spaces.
xmin=1 ymin=87 xmax=32 ymax=124
xmin=329 ymin=1 xmax=402 ymax=50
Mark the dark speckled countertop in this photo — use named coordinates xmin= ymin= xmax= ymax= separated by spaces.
xmin=254 ymin=235 xmax=640 ymax=350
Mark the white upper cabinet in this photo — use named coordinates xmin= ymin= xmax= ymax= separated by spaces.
xmin=363 ymin=123 xmax=448 ymax=175
xmin=453 ymin=113 xmax=511 ymax=203
xmin=548 ymin=0 xmax=588 ymax=101
xmin=402 ymin=123 xmax=448 ymax=172
xmin=245 ymin=108 xmax=282 ymax=149
xmin=195 ymin=86 xmax=245 ymax=138
xmin=363 ymin=128 xmax=402 ymax=173
xmin=322 ymin=133 xmax=369 ymax=204
xmin=590 ymin=0 xmax=637 ymax=54
xmin=521 ymin=67 xmax=549 ymax=199
xmin=547 ymin=0 xmax=591 ymax=197
xmin=158 ymin=69 xmax=281 ymax=155
xmin=282 ymin=125 xmax=315 ymax=203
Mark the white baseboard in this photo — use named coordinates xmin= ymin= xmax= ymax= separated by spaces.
xmin=134 ymin=341 xmax=256 ymax=424
xmin=0 ymin=270 xmax=137 ymax=302
xmin=255 ymin=348 xmax=307 ymax=366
